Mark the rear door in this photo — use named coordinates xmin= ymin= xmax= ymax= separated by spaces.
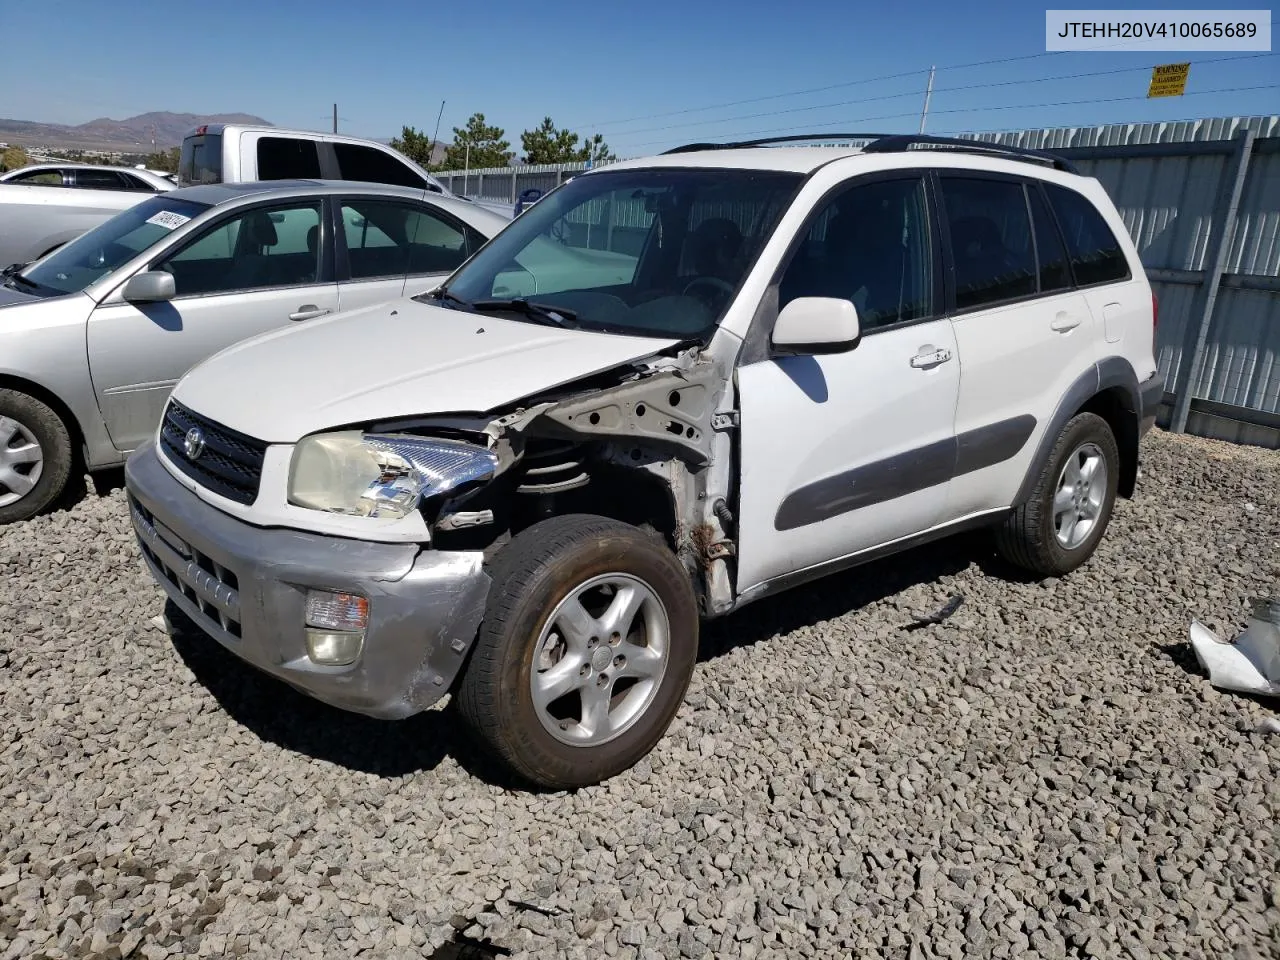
xmin=86 ymin=198 xmax=338 ymax=452
xmin=334 ymin=196 xmax=484 ymax=309
xmin=938 ymin=173 xmax=1099 ymax=519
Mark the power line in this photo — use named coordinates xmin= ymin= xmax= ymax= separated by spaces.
xmin=605 ymin=53 xmax=1278 ymax=144
xmin=578 ymin=25 xmax=1280 ymax=132
xmin=617 ymin=82 xmax=1280 ymax=153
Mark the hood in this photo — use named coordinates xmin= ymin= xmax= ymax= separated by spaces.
xmin=173 ymin=297 xmax=679 ymax=443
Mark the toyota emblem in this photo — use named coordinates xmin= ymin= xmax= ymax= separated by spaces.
xmin=183 ymin=427 xmax=206 ymax=460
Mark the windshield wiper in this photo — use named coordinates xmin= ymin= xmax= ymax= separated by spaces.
xmin=5 ymin=273 xmax=40 ymax=292
xmin=421 ymin=287 xmax=472 ymax=309
xmin=1 ymin=262 xmax=28 ymax=278
xmin=470 ymin=298 xmax=578 ymax=329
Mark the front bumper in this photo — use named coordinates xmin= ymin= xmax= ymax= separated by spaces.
xmin=124 ymin=439 xmax=491 ymax=720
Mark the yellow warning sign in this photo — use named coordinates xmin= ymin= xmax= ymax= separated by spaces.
xmin=1148 ymin=63 xmax=1190 ymax=98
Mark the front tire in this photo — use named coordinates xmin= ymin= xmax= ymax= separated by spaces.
xmin=0 ymin=389 xmax=73 ymax=525
xmin=995 ymin=412 xmax=1120 ymax=577
xmin=457 ymin=514 xmax=699 ymax=789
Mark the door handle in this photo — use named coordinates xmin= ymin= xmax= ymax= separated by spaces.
xmin=910 ymin=346 xmax=952 ymax=368
xmin=289 ymin=305 xmax=330 ymax=322
xmin=1051 ymin=312 xmax=1082 ymax=333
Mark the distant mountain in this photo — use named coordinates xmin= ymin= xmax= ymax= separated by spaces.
xmin=0 ymin=111 xmax=273 ymax=152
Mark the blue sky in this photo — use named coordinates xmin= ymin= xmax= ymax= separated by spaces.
xmin=1 ymin=0 xmax=1275 ymax=157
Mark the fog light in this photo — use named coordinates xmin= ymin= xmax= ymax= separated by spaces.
xmin=306 ymin=629 xmax=364 ymax=666
xmin=305 ymin=590 xmax=368 ymax=666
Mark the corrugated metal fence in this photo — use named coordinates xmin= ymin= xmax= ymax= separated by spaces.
xmin=433 ymin=115 xmax=1280 ymax=447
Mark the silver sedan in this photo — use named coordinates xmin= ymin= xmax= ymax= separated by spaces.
xmin=0 ymin=179 xmax=511 ymax=522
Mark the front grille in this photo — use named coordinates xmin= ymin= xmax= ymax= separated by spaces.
xmin=159 ymin=400 xmax=267 ymax=505
xmin=131 ymin=495 xmax=242 ymax=638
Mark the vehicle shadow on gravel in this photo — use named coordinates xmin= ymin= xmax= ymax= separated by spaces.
xmin=164 ymin=605 xmax=510 ymax=785
xmin=698 ymin=528 xmax=1015 ymax=660
xmin=166 ymin=528 xmax=1019 ymax=788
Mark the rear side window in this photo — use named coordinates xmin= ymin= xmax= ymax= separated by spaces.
xmin=1044 ymin=184 xmax=1130 ymax=286
xmin=333 ymin=143 xmax=425 ymax=189
xmin=179 ymin=134 xmax=223 ymax=186
xmin=76 ymin=169 xmax=130 ymax=191
xmin=1028 ymin=186 xmax=1072 ymax=293
xmin=257 ymin=137 xmax=322 ymax=180
xmin=940 ymin=177 xmax=1037 ymax=310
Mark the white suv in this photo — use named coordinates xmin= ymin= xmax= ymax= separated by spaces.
xmin=125 ymin=133 xmax=1162 ymax=789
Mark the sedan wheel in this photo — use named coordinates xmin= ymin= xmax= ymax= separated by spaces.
xmin=0 ymin=416 xmax=44 ymax=508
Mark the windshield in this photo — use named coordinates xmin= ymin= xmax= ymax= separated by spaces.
xmin=432 ymin=168 xmax=803 ymax=339
xmin=19 ymin=197 xmax=211 ymax=297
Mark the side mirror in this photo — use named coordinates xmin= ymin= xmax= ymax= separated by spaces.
xmin=122 ymin=270 xmax=176 ymax=303
xmin=771 ymin=297 xmax=861 ymax=354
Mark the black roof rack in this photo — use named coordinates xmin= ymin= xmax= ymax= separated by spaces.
xmin=661 ymin=131 xmax=1079 ymax=174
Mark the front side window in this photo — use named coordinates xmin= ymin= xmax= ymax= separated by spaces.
xmin=18 ymin=197 xmax=211 ymax=296
xmin=436 ymin=169 xmax=802 ymax=339
xmin=157 ymin=202 xmax=323 ymax=296
xmin=9 ymin=169 xmax=64 ymax=186
xmin=1045 ymin=184 xmax=1130 ymax=286
xmin=940 ymin=177 xmax=1037 ymax=311
xmin=334 ymin=144 xmax=425 ymax=189
xmin=779 ymin=176 xmax=934 ymax=330
xmin=256 ymin=137 xmax=322 ymax=180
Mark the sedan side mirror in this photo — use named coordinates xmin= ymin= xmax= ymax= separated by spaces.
xmin=771 ymin=296 xmax=861 ymax=354
xmin=122 ymin=270 xmax=176 ymax=303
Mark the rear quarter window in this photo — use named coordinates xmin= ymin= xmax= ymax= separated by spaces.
xmin=1045 ymin=184 xmax=1130 ymax=286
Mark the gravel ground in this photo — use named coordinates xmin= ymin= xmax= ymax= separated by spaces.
xmin=1 ymin=428 xmax=1278 ymax=960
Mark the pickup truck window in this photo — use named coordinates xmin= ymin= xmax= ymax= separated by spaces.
xmin=334 ymin=143 xmax=425 ymax=190
xmin=20 ymin=197 xmax=211 ymax=296
xmin=256 ymin=137 xmax=322 ymax=180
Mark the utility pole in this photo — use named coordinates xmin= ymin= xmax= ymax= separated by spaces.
xmin=427 ymin=99 xmax=446 ymax=171
xmin=919 ymin=66 xmax=936 ymax=134
xmin=333 ymin=104 xmax=338 ymax=134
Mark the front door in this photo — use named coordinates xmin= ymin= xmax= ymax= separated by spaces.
xmin=735 ymin=174 xmax=961 ymax=593
xmin=87 ymin=198 xmax=338 ymax=452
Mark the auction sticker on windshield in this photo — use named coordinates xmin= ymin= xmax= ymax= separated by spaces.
xmin=146 ymin=211 xmax=192 ymax=230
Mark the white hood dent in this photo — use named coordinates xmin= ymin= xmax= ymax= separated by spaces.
xmin=172 ymin=298 xmax=679 ymax=443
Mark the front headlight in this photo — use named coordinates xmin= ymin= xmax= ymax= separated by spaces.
xmin=287 ymin=431 xmax=498 ymax=520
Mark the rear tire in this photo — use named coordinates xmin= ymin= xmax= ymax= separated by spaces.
xmin=995 ymin=412 xmax=1119 ymax=577
xmin=457 ymin=514 xmax=699 ymax=789
xmin=0 ymin=389 xmax=73 ymax=525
